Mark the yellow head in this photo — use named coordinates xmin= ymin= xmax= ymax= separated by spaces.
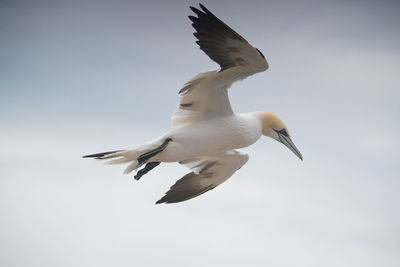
xmin=257 ymin=112 xmax=303 ymax=160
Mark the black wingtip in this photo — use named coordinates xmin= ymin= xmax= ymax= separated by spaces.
xmin=155 ymin=198 xmax=165 ymax=204
xmin=156 ymin=194 xmax=174 ymax=204
xmin=198 ymin=3 xmax=210 ymax=14
xmin=189 ymin=6 xmax=198 ymax=13
xmin=188 ymin=15 xmax=197 ymax=23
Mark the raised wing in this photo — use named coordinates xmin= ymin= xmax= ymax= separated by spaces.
xmin=189 ymin=4 xmax=269 ymax=72
xmin=156 ymin=150 xmax=249 ymax=204
xmin=171 ymin=4 xmax=269 ymax=128
xmin=171 ymin=70 xmax=233 ymax=127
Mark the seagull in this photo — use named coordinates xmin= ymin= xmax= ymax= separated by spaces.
xmin=83 ymin=3 xmax=302 ymax=204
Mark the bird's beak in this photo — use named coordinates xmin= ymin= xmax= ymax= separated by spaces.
xmin=278 ymin=134 xmax=303 ymax=160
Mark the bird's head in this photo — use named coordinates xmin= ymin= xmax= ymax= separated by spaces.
xmin=257 ymin=112 xmax=303 ymax=160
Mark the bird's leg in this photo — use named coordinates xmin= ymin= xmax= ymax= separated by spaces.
xmin=134 ymin=162 xmax=161 ymax=180
xmin=134 ymin=138 xmax=172 ymax=180
xmin=137 ymin=138 xmax=172 ymax=164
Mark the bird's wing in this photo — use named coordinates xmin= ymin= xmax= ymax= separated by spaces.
xmin=156 ymin=150 xmax=249 ymax=204
xmin=171 ymin=70 xmax=232 ymax=127
xmin=171 ymin=4 xmax=268 ymax=128
xmin=189 ymin=4 xmax=269 ymax=72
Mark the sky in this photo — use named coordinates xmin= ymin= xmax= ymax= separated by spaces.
xmin=1 ymin=0 xmax=400 ymax=266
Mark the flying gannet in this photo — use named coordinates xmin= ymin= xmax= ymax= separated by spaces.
xmin=83 ymin=4 xmax=303 ymax=204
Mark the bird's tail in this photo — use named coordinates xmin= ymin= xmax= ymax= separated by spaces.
xmin=83 ymin=149 xmax=143 ymax=174
xmin=83 ymin=138 xmax=172 ymax=175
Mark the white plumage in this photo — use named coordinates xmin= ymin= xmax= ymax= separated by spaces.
xmin=84 ymin=4 xmax=302 ymax=204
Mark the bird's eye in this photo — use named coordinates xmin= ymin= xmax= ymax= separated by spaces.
xmin=256 ymin=48 xmax=265 ymax=59
xmin=278 ymin=129 xmax=289 ymax=137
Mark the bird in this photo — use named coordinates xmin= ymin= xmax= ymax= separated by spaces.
xmin=83 ymin=3 xmax=302 ymax=204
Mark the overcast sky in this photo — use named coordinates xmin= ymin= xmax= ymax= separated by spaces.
xmin=1 ymin=0 xmax=399 ymax=266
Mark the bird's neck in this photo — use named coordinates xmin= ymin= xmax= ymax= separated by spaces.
xmin=252 ymin=111 xmax=277 ymax=138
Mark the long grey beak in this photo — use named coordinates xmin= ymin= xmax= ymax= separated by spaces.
xmin=278 ymin=133 xmax=303 ymax=160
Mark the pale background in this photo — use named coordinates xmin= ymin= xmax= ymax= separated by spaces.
xmin=1 ymin=0 xmax=399 ymax=266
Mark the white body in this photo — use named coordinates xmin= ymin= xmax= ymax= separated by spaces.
xmin=154 ymin=113 xmax=262 ymax=162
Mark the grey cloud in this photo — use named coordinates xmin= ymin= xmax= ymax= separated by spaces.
xmin=1 ymin=0 xmax=399 ymax=266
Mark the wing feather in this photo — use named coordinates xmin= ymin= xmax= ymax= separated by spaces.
xmin=171 ymin=71 xmax=233 ymax=127
xmin=189 ymin=4 xmax=268 ymax=71
xmin=156 ymin=150 xmax=249 ymax=204
xmin=171 ymin=4 xmax=269 ymax=128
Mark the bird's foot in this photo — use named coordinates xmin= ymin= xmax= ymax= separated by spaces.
xmin=134 ymin=162 xmax=161 ymax=180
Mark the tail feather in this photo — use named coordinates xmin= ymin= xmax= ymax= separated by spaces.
xmin=83 ymin=148 xmax=144 ymax=174
xmin=103 ymin=157 xmax=131 ymax=165
xmin=82 ymin=150 xmax=123 ymax=159
xmin=123 ymin=161 xmax=140 ymax=174
xmin=83 ymin=139 xmax=169 ymax=175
